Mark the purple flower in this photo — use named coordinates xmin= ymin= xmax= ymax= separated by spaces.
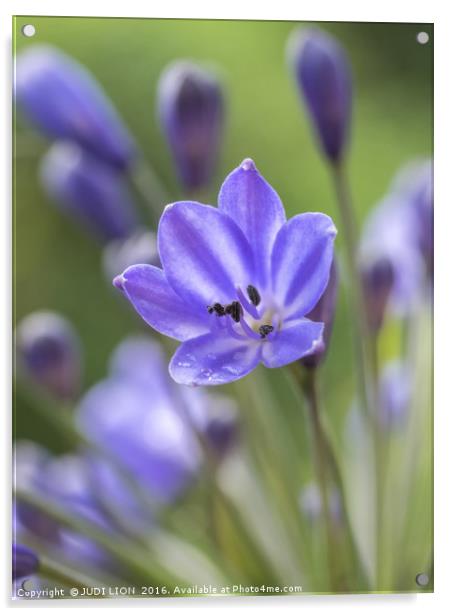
xmin=76 ymin=337 xmax=201 ymax=503
xmin=15 ymin=311 xmax=81 ymax=400
xmin=158 ymin=61 xmax=224 ymax=191
xmin=103 ymin=229 xmax=160 ymax=281
xmin=114 ymin=159 xmax=337 ymax=386
xmin=288 ymin=28 xmax=352 ymax=163
xmin=360 ymin=160 xmax=432 ymax=317
xmin=300 ymin=259 xmax=338 ymax=368
xmin=15 ymin=45 xmax=136 ymax=170
xmin=13 ymin=544 xmax=39 ymax=580
xmin=40 ymin=142 xmax=138 ymax=243
xmin=14 ymin=442 xmax=113 ymax=570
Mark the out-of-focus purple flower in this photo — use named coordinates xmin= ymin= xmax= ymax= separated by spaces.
xmin=40 ymin=142 xmax=138 ymax=243
xmin=158 ymin=60 xmax=224 ymax=191
xmin=14 ymin=443 xmax=117 ymax=572
xmin=15 ymin=311 xmax=81 ymax=401
xmin=15 ymin=45 xmax=136 ymax=170
xmin=299 ymin=482 xmax=342 ymax=524
xmin=301 ymin=260 xmax=338 ymax=368
xmin=13 ymin=544 xmax=39 ymax=580
xmin=103 ymin=229 xmax=160 ymax=281
xmin=114 ymin=159 xmax=337 ymax=386
xmin=76 ymin=337 xmax=201 ymax=504
xmin=361 ymin=257 xmax=395 ymax=332
xmin=378 ymin=360 xmax=411 ymax=429
xmin=360 ymin=160 xmax=433 ymax=318
xmin=288 ymin=28 xmax=352 ymax=163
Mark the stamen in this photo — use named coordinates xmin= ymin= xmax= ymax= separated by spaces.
xmin=239 ymin=318 xmax=262 ymax=340
xmin=207 ymin=302 xmax=226 ymax=316
xmin=246 ymin=285 xmax=261 ymax=306
xmin=225 ymin=301 xmax=243 ymax=323
xmin=225 ymin=316 xmax=246 ymax=341
xmin=236 ymin=287 xmax=260 ymax=319
xmin=258 ymin=324 xmax=274 ymax=339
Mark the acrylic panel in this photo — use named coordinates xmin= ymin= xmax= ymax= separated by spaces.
xmin=12 ymin=16 xmax=433 ymax=600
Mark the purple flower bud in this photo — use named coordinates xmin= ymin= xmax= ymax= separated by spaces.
xmin=40 ymin=142 xmax=138 ymax=243
xmin=183 ymin=389 xmax=239 ymax=460
xmin=103 ymin=229 xmax=160 ymax=281
xmin=379 ymin=360 xmax=411 ymax=429
xmin=288 ymin=28 xmax=352 ymax=163
xmin=15 ymin=311 xmax=81 ymax=401
xmin=301 ymin=260 xmax=338 ymax=368
xmin=13 ymin=544 xmax=39 ymax=580
xmin=361 ymin=256 xmax=395 ymax=332
xmin=15 ymin=45 xmax=136 ymax=170
xmin=158 ymin=61 xmax=224 ymax=191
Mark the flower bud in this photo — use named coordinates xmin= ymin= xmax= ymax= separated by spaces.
xmin=301 ymin=260 xmax=338 ymax=368
xmin=16 ymin=311 xmax=81 ymax=400
xmin=299 ymin=482 xmax=342 ymax=524
xmin=288 ymin=28 xmax=352 ymax=163
xmin=15 ymin=45 xmax=136 ymax=170
xmin=378 ymin=360 xmax=411 ymax=429
xmin=157 ymin=61 xmax=224 ymax=191
xmin=361 ymin=256 xmax=395 ymax=332
xmin=40 ymin=142 xmax=138 ymax=243
xmin=13 ymin=544 xmax=39 ymax=580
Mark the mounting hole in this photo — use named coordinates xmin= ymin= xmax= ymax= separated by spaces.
xmin=416 ymin=572 xmax=429 ymax=587
xmin=21 ymin=24 xmax=36 ymax=38
xmin=416 ymin=31 xmax=429 ymax=45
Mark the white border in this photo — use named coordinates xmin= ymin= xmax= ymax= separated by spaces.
xmin=2 ymin=1 xmax=451 ymax=613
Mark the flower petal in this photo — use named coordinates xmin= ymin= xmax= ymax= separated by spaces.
xmin=218 ymin=158 xmax=286 ymax=287
xmin=114 ymin=264 xmax=208 ymax=341
xmin=271 ymin=212 xmax=337 ymax=318
xmin=158 ymin=201 xmax=254 ymax=308
xmin=169 ymin=332 xmax=261 ymax=386
xmin=261 ymin=318 xmax=324 ymax=368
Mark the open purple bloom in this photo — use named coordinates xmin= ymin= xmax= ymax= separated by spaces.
xmin=158 ymin=61 xmax=224 ymax=191
xmin=114 ymin=159 xmax=337 ymax=385
xmin=13 ymin=544 xmax=39 ymax=581
xmin=15 ymin=45 xmax=136 ymax=170
xmin=15 ymin=311 xmax=81 ymax=400
xmin=288 ymin=28 xmax=352 ymax=163
xmin=40 ymin=142 xmax=138 ymax=243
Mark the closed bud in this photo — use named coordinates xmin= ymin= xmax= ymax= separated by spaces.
xmin=379 ymin=360 xmax=411 ymax=430
xmin=361 ymin=256 xmax=395 ymax=332
xmin=301 ymin=260 xmax=338 ymax=368
xmin=15 ymin=45 xmax=136 ymax=170
xmin=158 ymin=61 xmax=224 ymax=191
xmin=288 ymin=28 xmax=352 ymax=163
xmin=40 ymin=142 xmax=138 ymax=243
xmin=16 ymin=311 xmax=81 ymax=400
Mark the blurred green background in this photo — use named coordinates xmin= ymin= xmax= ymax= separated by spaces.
xmin=13 ymin=17 xmax=433 ymax=451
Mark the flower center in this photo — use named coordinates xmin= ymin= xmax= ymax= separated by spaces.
xmin=207 ymin=284 xmax=279 ymax=341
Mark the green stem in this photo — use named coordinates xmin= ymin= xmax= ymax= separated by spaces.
xmin=330 ymin=163 xmax=382 ymax=586
xmin=14 ymin=488 xmax=179 ymax=588
xmin=38 ymin=556 xmax=108 ymax=592
xmin=129 ymin=156 xmax=170 ymax=224
xmin=289 ymin=363 xmax=369 ymax=591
